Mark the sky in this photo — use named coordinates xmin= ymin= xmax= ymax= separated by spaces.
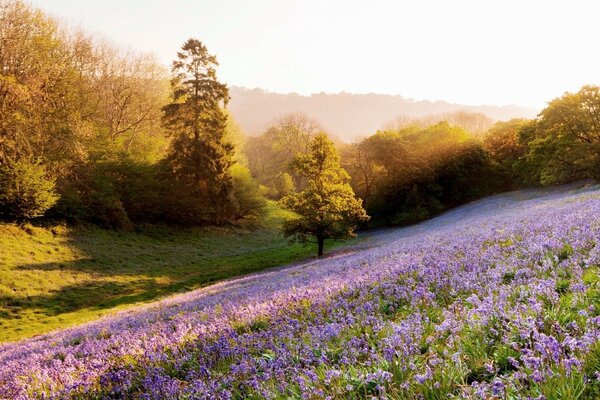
xmin=29 ymin=0 xmax=600 ymax=109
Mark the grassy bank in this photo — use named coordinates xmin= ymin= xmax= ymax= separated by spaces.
xmin=0 ymin=202 xmax=350 ymax=343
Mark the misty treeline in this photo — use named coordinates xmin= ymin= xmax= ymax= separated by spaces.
xmin=247 ymin=86 xmax=600 ymax=227
xmin=2 ymin=1 xmax=600 ymax=230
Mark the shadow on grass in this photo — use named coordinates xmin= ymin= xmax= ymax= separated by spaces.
xmin=2 ymin=224 xmax=321 ymax=328
xmin=0 ymin=278 xmax=159 ymax=318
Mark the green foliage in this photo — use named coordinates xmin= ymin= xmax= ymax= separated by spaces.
xmin=0 ymin=0 xmax=169 ymax=172
xmin=161 ymin=38 xmax=235 ymax=224
xmin=245 ymin=113 xmax=322 ymax=197
xmin=583 ymin=342 xmax=600 ymax=398
xmin=53 ymin=160 xmax=162 ymax=229
xmin=273 ymin=172 xmax=295 ymax=199
xmin=482 ymin=118 xmax=529 ymax=189
xmin=280 ymin=134 xmax=369 ymax=256
xmin=516 ymin=85 xmax=600 ymax=185
xmin=0 ymin=1 xmax=171 ymax=226
xmin=0 ymin=202 xmax=354 ymax=342
xmin=3 ymin=0 xmax=599 ymax=236
xmin=230 ymin=164 xmax=267 ymax=219
xmin=347 ymin=123 xmax=497 ymax=227
xmin=0 ymin=1 xmax=76 ymax=165
xmin=0 ymin=159 xmax=58 ymax=220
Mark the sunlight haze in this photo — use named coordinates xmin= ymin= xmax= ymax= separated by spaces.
xmin=29 ymin=0 xmax=600 ymax=109
xmin=6 ymin=1 xmax=600 ymax=396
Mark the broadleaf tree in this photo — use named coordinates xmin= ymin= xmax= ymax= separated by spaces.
xmin=161 ymin=38 xmax=235 ymax=224
xmin=280 ymin=134 xmax=369 ymax=256
xmin=0 ymin=158 xmax=58 ymax=220
xmin=516 ymin=85 xmax=600 ymax=185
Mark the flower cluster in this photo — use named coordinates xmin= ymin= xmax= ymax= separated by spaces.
xmin=1 ymin=186 xmax=600 ymax=399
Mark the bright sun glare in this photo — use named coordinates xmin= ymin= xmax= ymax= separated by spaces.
xmin=29 ymin=0 xmax=600 ymax=108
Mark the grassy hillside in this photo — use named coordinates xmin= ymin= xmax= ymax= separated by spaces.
xmin=0 ymin=202 xmax=350 ymax=343
xmin=3 ymin=184 xmax=600 ymax=399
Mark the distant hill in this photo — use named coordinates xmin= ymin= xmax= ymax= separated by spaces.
xmin=228 ymin=87 xmax=539 ymax=141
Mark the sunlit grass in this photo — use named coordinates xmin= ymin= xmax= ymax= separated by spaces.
xmin=0 ymin=201 xmax=353 ymax=343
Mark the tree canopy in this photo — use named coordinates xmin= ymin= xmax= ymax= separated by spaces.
xmin=161 ymin=39 xmax=235 ymax=224
xmin=517 ymin=85 xmax=600 ymax=185
xmin=0 ymin=2 xmax=265 ymax=225
xmin=245 ymin=113 xmax=322 ymax=198
xmin=0 ymin=159 xmax=58 ymax=220
xmin=342 ymin=122 xmax=497 ymax=226
xmin=3 ymin=0 xmax=600 ymax=234
xmin=280 ymin=134 xmax=369 ymax=256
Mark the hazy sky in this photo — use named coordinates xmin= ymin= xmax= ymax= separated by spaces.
xmin=30 ymin=0 xmax=600 ymax=109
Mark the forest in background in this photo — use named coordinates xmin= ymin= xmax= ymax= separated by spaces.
xmin=2 ymin=0 xmax=600 ymax=232
xmin=227 ymin=86 xmax=537 ymax=141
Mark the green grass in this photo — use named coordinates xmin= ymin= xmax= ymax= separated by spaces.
xmin=0 ymin=202 xmax=356 ymax=343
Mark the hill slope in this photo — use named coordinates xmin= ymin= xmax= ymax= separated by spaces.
xmin=2 ymin=182 xmax=600 ymax=398
xmin=228 ymin=86 xmax=539 ymax=140
xmin=0 ymin=202 xmax=354 ymax=343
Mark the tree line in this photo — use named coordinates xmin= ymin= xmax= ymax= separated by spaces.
xmin=2 ymin=0 xmax=600 ymax=255
xmin=0 ymin=0 xmax=265 ymax=228
xmin=247 ymin=87 xmax=600 ymax=228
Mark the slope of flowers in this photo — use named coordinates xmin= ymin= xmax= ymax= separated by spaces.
xmin=1 ymin=185 xmax=600 ymax=399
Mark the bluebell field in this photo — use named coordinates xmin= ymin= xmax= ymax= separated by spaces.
xmin=1 ymin=185 xmax=600 ymax=399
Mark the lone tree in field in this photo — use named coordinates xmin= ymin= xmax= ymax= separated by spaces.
xmin=280 ymin=134 xmax=369 ymax=256
xmin=162 ymin=38 xmax=234 ymax=224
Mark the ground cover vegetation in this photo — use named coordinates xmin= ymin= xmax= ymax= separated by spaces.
xmin=0 ymin=202 xmax=360 ymax=343
xmin=1 ymin=185 xmax=600 ymax=398
xmin=2 ymin=2 xmax=600 ymax=397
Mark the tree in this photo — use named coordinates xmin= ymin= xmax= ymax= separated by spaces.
xmin=382 ymin=111 xmax=493 ymax=138
xmin=245 ymin=113 xmax=322 ymax=196
xmin=273 ymin=172 xmax=294 ymax=198
xmin=342 ymin=130 xmax=419 ymax=204
xmin=230 ymin=163 xmax=266 ymax=220
xmin=280 ymin=134 xmax=369 ymax=256
xmin=342 ymin=123 xmax=496 ymax=227
xmin=0 ymin=0 xmax=81 ymax=167
xmin=86 ymin=46 xmax=169 ymax=162
xmin=482 ymin=119 xmax=529 ymax=188
xmin=516 ymin=85 xmax=600 ymax=185
xmin=275 ymin=113 xmax=322 ymax=156
xmin=0 ymin=158 xmax=58 ymax=220
xmin=161 ymin=39 xmax=234 ymax=224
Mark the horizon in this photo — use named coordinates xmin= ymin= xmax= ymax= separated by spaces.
xmin=5 ymin=2 xmax=600 ymax=397
xmin=226 ymin=86 xmax=539 ymax=140
xmin=228 ymin=85 xmax=542 ymax=111
xmin=28 ymin=0 xmax=600 ymax=109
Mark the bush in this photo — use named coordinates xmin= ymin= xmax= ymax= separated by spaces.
xmin=273 ymin=173 xmax=295 ymax=199
xmin=0 ymin=159 xmax=59 ymax=220
xmin=53 ymin=159 xmax=163 ymax=229
xmin=158 ymin=180 xmax=213 ymax=225
xmin=52 ymin=160 xmax=266 ymax=227
xmin=231 ymin=164 xmax=266 ymax=219
xmin=357 ymin=126 xmax=498 ymax=227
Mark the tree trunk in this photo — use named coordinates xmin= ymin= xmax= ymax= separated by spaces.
xmin=317 ymin=235 xmax=324 ymax=257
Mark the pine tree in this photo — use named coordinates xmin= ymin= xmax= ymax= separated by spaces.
xmin=280 ymin=134 xmax=369 ymax=256
xmin=162 ymin=39 xmax=234 ymax=224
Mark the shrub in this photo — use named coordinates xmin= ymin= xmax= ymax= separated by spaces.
xmin=231 ymin=164 xmax=266 ymax=219
xmin=0 ymin=159 xmax=59 ymax=220
xmin=53 ymin=159 xmax=162 ymax=229
xmin=273 ymin=173 xmax=295 ymax=199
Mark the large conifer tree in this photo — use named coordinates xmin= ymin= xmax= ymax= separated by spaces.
xmin=162 ymin=39 xmax=234 ymax=224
